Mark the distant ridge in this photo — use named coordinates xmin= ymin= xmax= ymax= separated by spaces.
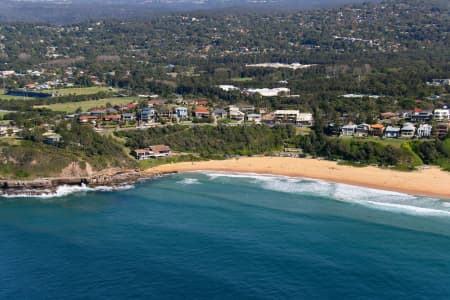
xmin=0 ymin=0 xmax=381 ymax=24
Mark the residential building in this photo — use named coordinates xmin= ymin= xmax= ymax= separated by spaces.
xmin=410 ymin=111 xmax=433 ymax=122
xmin=247 ymin=114 xmax=262 ymax=124
xmin=261 ymin=113 xmax=275 ymax=126
xmin=44 ymin=133 xmax=62 ymax=146
xmin=78 ymin=115 xmax=98 ymax=124
xmin=341 ymin=124 xmax=357 ymax=136
xmin=194 ymin=108 xmax=210 ymax=119
xmin=149 ymin=145 xmax=172 ymax=157
xmin=121 ymin=113 xmax=135 ymax=122
xmin=237 ymin=104 xmax=255 ymax=114
xmin=103 ymin=114 xmax=122 ymax=122
xmin=417 ymin=124 xmax=433 ymax=138
xmin=228 ymin=105 xmax=245 ymax=121
xmin=175 ymin=107 xmax=189 ymax=119
xmin=213 ymin=108 xmax=227 ymax=119
xmin=297 ymin=113 xmax=314 ymax=126
xmin=133 ymin=145 xmax=172 ymax=160
xmin=371 ymin=124 xmax=385 ymax=136
xmin=434 ymin=109 xmax=450 ymax=121
xmin=400 ymin=123 xmax=416 ymax=138
xmin=385 ymin=126 xmax=401 ymax=138
xmin=140 ymin=107 xmax=156 ymax=121
xmin=434 ymin=123 xmax=449 ymax=139
xmin=355 ymin=124 xmax=370 ymax=137
xmin=133 ymin=148 xmax=153 ymax=160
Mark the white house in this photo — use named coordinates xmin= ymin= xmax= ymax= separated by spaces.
xmin=417 ymin=124 xmax=433 ymax=138
xmin=247 ymin=113 xmax=262 ymax=124
xmin=341 ymin=124 xmax=357 ymax=136
xmin=385 ymin=126 xmax=401 ymax=138
xmin=434 ymin=109 xmax=449 ymax=121
xmin=228 ymin=105 xmax=245 ymax=121
xmin=400 ymin=123 xmax=416 ymax=138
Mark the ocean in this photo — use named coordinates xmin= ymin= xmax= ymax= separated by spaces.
xmin=1 ymin=172 xmax=450 ymax=299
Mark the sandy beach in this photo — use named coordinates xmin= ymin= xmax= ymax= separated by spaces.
xmin=145 ymin=157 xmax=450 ymax=199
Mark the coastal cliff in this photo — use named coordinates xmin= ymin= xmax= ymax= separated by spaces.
xmin=0 ymin=168 xmax=142 ymax=196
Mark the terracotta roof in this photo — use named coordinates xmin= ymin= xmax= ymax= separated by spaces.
xmin=195 ymin=108 xmax=209 ymax=113
xmin=371 ymin=124 xmax=385 ymax=129
xmin=134 ymin=149 xmax=150 ymax=155
xmin=150 ymin=145 xmax=171 ymax=153
xmin=104 ymin=114 xmax=121 ymax=119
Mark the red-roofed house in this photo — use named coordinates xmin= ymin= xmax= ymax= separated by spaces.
xmin=195 ymin=108 xmax=210 ymax=119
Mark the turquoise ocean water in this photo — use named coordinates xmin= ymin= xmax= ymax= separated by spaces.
xmin=1 ymin=172 xmax=450 ymax=299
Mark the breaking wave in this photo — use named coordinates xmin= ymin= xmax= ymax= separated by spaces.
xmin=177 ymin=178 xmax=201 ymax=185
xmin=0 ymin=184 xmax=135 ymax=199
xmin=203 ymin=172 xmax=450 ymax=217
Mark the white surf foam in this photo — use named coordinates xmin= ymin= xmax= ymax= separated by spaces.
xmin=177 ymin=178 xmax=201 ymax=185
xmin=0 ymin=184 xmax=135 ymax=199
xmin=202 ymin=171 xmax=450 ymax=217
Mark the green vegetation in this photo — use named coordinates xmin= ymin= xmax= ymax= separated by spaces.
xmin=0 ymin=123 xmax=137 ymax=179
xmin=117 ymin=125 xmax=296 ymax=157
xmin=41 ymin=87 xmax=115 ymax=96
xmin=37 ymin=97 xmax=139 ymax=113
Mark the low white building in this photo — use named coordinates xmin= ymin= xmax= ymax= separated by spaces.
xmin=341 ymin=124 xmax=357 ymax=136
xmin=401 ymin=123 xmax=416 ymax=138
xmin=417 ymin=124 xmax=433 ymax=138
xmin=245 ymin=88 xmax=290 ymax=97
xmin=434 ymin=109 xmax=450 ymax=121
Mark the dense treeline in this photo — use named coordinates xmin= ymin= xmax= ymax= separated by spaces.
xmin=117 ymin=125 xmax=296 ymax=157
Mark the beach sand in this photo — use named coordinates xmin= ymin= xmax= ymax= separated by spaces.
xmin=145 ymin=157 xmax=450 ymax=199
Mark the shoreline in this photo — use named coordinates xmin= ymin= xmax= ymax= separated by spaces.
xmin=145 ymin=157 xmax=450 ymax=199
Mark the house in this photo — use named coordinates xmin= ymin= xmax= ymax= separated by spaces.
xmin=196 ymin=100 xmax=209 ymax=107
xmin=157 ymin=107 xmax=173 ymax=119
xmin=417 ymin=124 xmax=433 ymax=138
xmin=140 ymin=107 xmax=156 ymax=121
xmin=385 ymin=126 xmax=401 ymax=138
xmin=213 ymin=108 xmax=227 ymax=119
xmin=434 ymin=109 xmax=450 ymax=121
xmin=434 ymin=123 xmax=449 ymax=139
xmin=148 ymin=99 xmax=167 ymax=107
xmin=103 ymin=114 xmax=122 ymax=122
xmin=133 ymin=148 xmax=153 ymax=160
xmin=341 ymin=124 xmax=357 ymax=136
xmin=237 ymin=104 xmax=255 ymax=114
xmin=149 ymin=145 xmax=172 ymax=158
xmin=44 ymin=133 xmax=62 ymax=146
xmin=400 ymin=123 xmax=416 ymax=138
xmin=89 ymin=108 xmax=107 ymax=117
xmin=297 ymin=113 xmax=314 ymax=126
xmin=380 ymin=112 xmax=398 ymax=120
xmin=371 ymin=124 xmax=385 ymax=136
xmin=121 ymin=113 xmax=135 ymax=122
xmin=247 ymin=114 xmax=262 ymax=124
xmin=228 ymin=105 xmax=245 ymax=121
xmin=194 ymin=108 xmax=210 ymax=119
xmin=175 ymin=107 xmax=189 ymax=119
xmin=133 ymin=145 xmax=172 ymax=160
xmin=273 ymin=110 xmax=299 ymax=124
xmin=261 ymin=113 xmax=275 ymax=125
xmin=411 ymin=111 xmax=433 ymax=122
xmin=79 ymin=115 xmax=98 ymax=124
xmin=355 ymin=124 xmax=371 ymax=137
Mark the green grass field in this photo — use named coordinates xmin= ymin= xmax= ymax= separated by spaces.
xmin=41 ymin=87 xmax=116 ymax=96
xmin=36 ymin=97 xmax=140 ymax=113
xmin=230 ymin=77 xmax=253 ymax=82
xmin=0 ymin=90 xmax=36 ymax=101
